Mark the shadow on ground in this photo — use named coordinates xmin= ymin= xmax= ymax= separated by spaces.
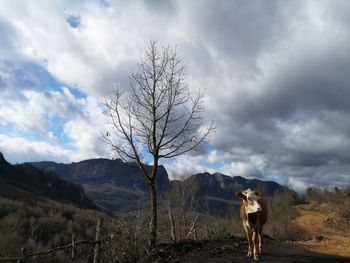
xmin=138 ymin=236 xmax=350 ymax=263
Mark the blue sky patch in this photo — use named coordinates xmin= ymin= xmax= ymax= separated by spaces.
xmin=0 ymin=75 xmax=5 ymax=88
xmin=0 ymin=60 xmax=86 ymax=153
xmin=0 ymin=121 xmax=13 ymax=134
xmin=207 ymin=160 xmax=224 ymax=170
xmin=0 ymin=121 xmax=42 ymax=142
xmin=66 ymin=15 xmax=81 ymax=28
xmin=49 ymin=115 xmax=71 ymax=144
xmin=67 ymin=85 xmax=86 ymax=99
xmin=100 ymin=0 xmax=110 ymax=8
xmin=23 ymin=63 xmax=87 ymax=99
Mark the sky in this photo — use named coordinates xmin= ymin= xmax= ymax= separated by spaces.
xmin=0 ymin=0 xmax=350 ymax=192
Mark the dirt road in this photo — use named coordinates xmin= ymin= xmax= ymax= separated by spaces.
xmin=294 ymin=204 xmax=350 ymax=257
xmin=141 ymin=237 xmax=350 ymax=262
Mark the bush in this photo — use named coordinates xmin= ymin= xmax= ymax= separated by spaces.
xmin=306 ymin=187 xmax=350 ymax=232
xmin=264 ymin=189 xmax=308 ymax=241
xmin=0 ymin=197 xmax=103 ymax=259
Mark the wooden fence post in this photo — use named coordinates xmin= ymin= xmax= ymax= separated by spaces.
xmin=206 ymin=225 xmax=210 ymax=240
xmin=186 ymin=214 xmax=200 ymax=239
xmin=194 ymin=227 xmax=198 ymax=241
xmin=93 ymin=218 xmax=102 ymax=263
xmin=71 ymin=234 xmax=75 ymax=261
xmin=21 ymin=247 xmax=27 ymax=263
xmin=167 ymin=209 xmax=176 ymax=243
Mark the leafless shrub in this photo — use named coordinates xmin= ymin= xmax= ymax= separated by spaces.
xmin=101 ymin=215 xmax=149 ymax=263
xmin=265 ymin=189 xmax=307 ymax=241
xmin=0 ymin=197 xmax=103 ymax=259
xmin=163 ymin=171 xmax=199 ymax=241
xmin=307 ymin=187 xmax=350 ymax=232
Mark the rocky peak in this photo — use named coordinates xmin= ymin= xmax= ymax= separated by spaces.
xmin=0 ymin=152 xmax=5 ymax=162
xmin=31 ymin=158 xmax=171 ymax=193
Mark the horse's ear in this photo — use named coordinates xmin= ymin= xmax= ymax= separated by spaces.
xmin=236 ymin=191 xmax=247 ymax=201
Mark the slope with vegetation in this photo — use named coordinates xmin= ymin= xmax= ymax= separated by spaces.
xmin=0 ymin=197 xmax=103 ymax=261
xmin=31 ymin=158 xmax=170 ymax=214
xmin=31 ymin=158 xmax=290 ymax=217
xmin=0 ymin=153 xmax=96 ymax=209
xmin=1 ymin=152 xmax=349 ymax=262
xmin=184 ymin=172 xmax=290 ymax=216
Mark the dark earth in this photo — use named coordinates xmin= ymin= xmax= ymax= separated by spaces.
xmin=139 ymin=236 xmax=350 ymax=263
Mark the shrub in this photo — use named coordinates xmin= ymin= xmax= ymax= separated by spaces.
xmin=265 ymin=189 xmax=308 ymax=241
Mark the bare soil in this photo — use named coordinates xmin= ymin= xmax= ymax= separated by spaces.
xmin=139 ymin=204 xmax=350 ymax=262
xmin=294 ymin=204 xmax=350 ymax=258
xmin=140 ymin=237 xmax=350 ymax=262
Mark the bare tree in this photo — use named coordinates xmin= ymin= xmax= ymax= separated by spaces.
xmin=104 ymin=40 xmax=214 ymax=248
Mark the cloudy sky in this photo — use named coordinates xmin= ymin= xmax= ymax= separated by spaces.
xmin=1 ymin=0 xmax=349 ymax=191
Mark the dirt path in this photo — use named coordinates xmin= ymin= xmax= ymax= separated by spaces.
xmin=140 ymin=237 xmax=350 ymax=263
xmin=294 ymin=204 xmax=350 ymax=257
xmin=139 ymin=205 xmax=350 ymax=262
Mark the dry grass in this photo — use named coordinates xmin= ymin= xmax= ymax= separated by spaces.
xmin=264 ymin=189 xmax=309 ymax=241
xmin=3 ymin=186 xmax=337 ymax=262
xmin=0 ymin=197 xmax=103 ymax=260
xmin=306 ymin=187 xmax=350 ymax=233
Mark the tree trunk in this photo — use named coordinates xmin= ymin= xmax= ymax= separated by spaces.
xmin=149 ymin=182 xmax=157 ymax=249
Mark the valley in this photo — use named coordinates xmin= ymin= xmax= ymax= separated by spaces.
xmin=1 ymin=152 xmax=349 ymax=262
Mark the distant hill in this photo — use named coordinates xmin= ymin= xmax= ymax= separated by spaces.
xmin=181 ymin=172 xmax=291 ymax=215
xmin=187 ymin=172 xmax=285 ymax=199
xmin=30 ymin=158 xmax=291 ymax=216
xmin=0 ymin=152 xmax=97 ymax=209
xmin=31 ymin=158 xmax=170 ymax=192
xmin=31 ymin=158 xmax=170 ymax=214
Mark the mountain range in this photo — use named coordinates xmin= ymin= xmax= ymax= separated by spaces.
xmin=183 ymin=172 xmax=289 ymax=215
xmin=31 ymin=158 xmax=171 ymax=213
xmin=0 ymin=152 xmax=96 ymax=209
xmin=0 ymin=151 xmax=290 ymax=216
xmin=30 ymin=157 xmax=288 ymax=215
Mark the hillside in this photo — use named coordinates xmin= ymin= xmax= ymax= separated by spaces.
xmin=0 ymin=196 xmax=104 ymax=259
xmin=30 ymin=158 xmax=291 ymax=215
xmin=294 ymin=204 xmax=350 ymax=257
xmin=2 ymin=152 xmax=348 ymax=262
xmin=31 ymin=158 xmax=289 ymax=215
xmin=31 ymin=158 xmax=170 ymax=214
xmin=0 ymin=152 xmax=96 ymax=209
xmin=183 ymin=172 xmax=289 ymax=215
xmin=188 ymin=172 xmax=284 ymax=198
xmin=31 ymin=158 xmax=170 ymax=191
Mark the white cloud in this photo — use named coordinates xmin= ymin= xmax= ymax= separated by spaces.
xmin=0 ymin=0 xmax=182 ymax=95
xmin=0 ymin=88 xmax=80 ymax=134
xmin=220 ymin=161 xmax=261 ymax=179
xmin=286 ymin=177 xmax=308 ymax=193
xmin=0 ymin=134 xmax=71 ymax=163
xmin=0 ymin=87 xmax=111 ymax=162
xmin=1 ymin=0 xmax=350 ymax=191
xmin=279 ymin=117 xmax=350 ymax=155
xmin=163 ymin=154 xmax=217 ymax=180
xmin=0 ymin=90 xmax=48 ymax=133
xmin=63 ymin=96 xmax=111 ymax=160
